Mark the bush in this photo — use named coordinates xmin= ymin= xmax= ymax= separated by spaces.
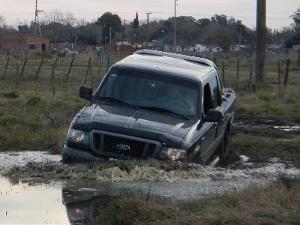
xmin=26 ymin=96 xmax=42 ymax=106
xmin=2 ymin=91 xmax=18 ymax=99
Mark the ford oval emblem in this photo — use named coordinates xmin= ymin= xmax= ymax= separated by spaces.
xmin=115 ymin=144 xmax=131 ymax=151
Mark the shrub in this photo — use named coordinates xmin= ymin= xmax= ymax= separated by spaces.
xmin=2 ymin=91 xmax=18 ymax=99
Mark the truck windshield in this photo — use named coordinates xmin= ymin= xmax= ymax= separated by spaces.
xmin=96 ymin=69 xmax=199 ymax=119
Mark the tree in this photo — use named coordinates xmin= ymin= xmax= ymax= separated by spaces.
xmin=18 ymin=24 xmax=31 ymax=34
xmin=0 ymin=15 xmax=5 ymax=26
xmin=131 ymin=12 xmax=140 ymax=43
xmin=96 ymin=12 xmax=122 ymax=44
xmin=285 ymin=8 xmax=300 ymax=47
xmin=133 ymin=12 xmax=139 ymax=29
xmin=76 ymin=22 xmax=102 ymax=45
xmin=0 ymin=15 xmax=16 ymax=34
xmin=292 ymin=8 xmax=300 ymax=30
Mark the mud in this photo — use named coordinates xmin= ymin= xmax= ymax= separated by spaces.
xmin=1 ymin=151 xmax=299 ymax=184
xmin=233 ymin=120 xmax=300 ymax=133
xmin=1 ymin=151 xmax=299 ymax=225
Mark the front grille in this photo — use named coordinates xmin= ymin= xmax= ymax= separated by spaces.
xmin=103 ymin=135 xmax=145 ymax=157
xmin=93 ymin=133 xmax=154 ymax=158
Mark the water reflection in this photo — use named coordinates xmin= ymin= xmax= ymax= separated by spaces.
xmin=61 ymin=181 xmax=159 ymax=225
xmin=0 ymin=176 xmax=69 ymax=225
xmin=62 ymin=186 xmax=115 ymax=225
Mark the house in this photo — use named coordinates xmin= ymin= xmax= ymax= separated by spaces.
xmin=292 ymin=45 xmax=300 ymax=50
xmin=0 ymin=34 xmax=50 ymax=55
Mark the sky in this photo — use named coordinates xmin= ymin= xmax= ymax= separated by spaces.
xmin=0 ymin=0 xmax=299 ymax=29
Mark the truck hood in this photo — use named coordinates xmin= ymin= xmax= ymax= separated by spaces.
xmin=72 ymin=103 xmax=197 ymax=148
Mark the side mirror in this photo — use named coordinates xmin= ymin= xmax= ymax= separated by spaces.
xmin=79 ymin=86 xmax=93 ymax=101
xmin=204 ymin=109 xmax=224 ymax=123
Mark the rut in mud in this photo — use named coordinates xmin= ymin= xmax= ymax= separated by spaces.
xmin=1 ymin=151 xmax=299 ymax=189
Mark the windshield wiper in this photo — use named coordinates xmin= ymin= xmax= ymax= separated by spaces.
xmin=95 ymin=97 xmax=139 ymax=110
xmin=138 ymin=106 xmax=189 ymax=120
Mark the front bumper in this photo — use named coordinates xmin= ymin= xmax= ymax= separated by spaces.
xmin=62 ymin=144 xmax=104 ymax=163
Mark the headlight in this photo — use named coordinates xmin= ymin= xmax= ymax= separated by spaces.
xmin=68 ymin=128 xmax=90 ymax=145
xmin=160 ymin=148 xmax=187 ymax=161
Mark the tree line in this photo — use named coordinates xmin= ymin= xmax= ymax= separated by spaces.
xmin=0 ymin=8 xmax=299 ymax=51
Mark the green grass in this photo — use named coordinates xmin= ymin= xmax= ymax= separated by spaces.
xmin=236 ymin=87 xmax=300 ymax=120
xmin=91 ymin=180 xmax=300 ymax=225
xmin=0 ymin=90 xmax=84 ymax=152
xmin=230 ymin=133 xmax=300 ymax=163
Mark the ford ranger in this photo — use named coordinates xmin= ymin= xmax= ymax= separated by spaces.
xmin=62 ymin=50 xmax=236 ymax=163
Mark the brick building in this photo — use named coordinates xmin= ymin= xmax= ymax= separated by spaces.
xmin=0 ymin=34 xmax=50 ymax=54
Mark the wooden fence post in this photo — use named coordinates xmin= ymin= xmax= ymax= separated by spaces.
xmin=15 ymin=56 xmax=28 ymax=89
xmin=84 ymin=56 xmax=92 ymax=85
xmin=50 ymin=57 xmax=58 ymax=96
xmin=248 ymin=58 xmax=253 ymax=92
xmin=89 ymin=64 xmax=93 ymax=88
xmin=15 ymin=64 xmax=20 ymax=91
xmin=222 ymin=62 xmax=226 ymax=85
xmin=284 ymin=59 xmax=290 ymax=87
xmin=65 ymin=56 xmax=75 ymax=83
xmin=2 ymin=56 xmax=10 ymax=80
xmin=35 ymin=57 xmax=45 ymax=81
xmin=297 ymin=49 xmax=300 ymax=68
xmin=236 ymin=58 xmax=240 ymax=90
xmin=278 ymin=60 xmax=281 ymax=88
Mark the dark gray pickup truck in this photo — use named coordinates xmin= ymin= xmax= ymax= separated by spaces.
xmin=62 ymin=50 xmax=236 ymax=163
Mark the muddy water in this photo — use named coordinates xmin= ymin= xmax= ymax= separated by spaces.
xmin=0 ymin=151 xmax=300 ymax=225
xmin=0 ymin=177 xmax=69 ymax=225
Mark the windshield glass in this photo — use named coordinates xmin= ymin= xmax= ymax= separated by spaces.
xmin=96 ymin=69 xmax=199 ymax=119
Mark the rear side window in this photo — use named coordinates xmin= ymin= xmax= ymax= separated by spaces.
xmin=203 ymin=83 xmax=213 ymax=115
xmin=210 ymin=76 xmax=222 ymax=107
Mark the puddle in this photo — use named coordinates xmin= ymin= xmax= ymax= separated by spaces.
xmin=233 ymin=120 xmax=300 ymax=133
xmin=0 ymin=151 xmax=300 ymax=225
xmin=0 ymin=176 xmax=69 ymax=225
xmin=274 ymin=125 xmax=300 ymax=132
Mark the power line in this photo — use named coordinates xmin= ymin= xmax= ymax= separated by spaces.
xmin=121 ymin=19 xmax=127 ymax=43
xmin=0 ymin=10 xmax=291 ymax=19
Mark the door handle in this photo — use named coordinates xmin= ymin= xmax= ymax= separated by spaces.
xmin=200 ymin=137 xmax=206 ymax=142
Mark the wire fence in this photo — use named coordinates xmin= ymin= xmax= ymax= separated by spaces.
xmin=0 ymin=51 xmax=299 ymax=96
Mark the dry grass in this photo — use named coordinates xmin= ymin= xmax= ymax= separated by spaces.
xmin=92 ymin=180 xmax=300 ymax=225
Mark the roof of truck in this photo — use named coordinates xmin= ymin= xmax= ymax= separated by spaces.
xmin=113 ymin=50 xmax=217 ymax=83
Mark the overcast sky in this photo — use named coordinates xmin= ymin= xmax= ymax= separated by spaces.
xmin=0 ymin=0 xmax=299 ymax=29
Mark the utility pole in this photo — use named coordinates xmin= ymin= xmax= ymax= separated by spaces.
xmin=146 ymin=12 xmax=152 ymax=48
xmin=108 ymin=26 xmax=112 ymax=69
xmin=173 ymin=0 xmax=178 ymax=52
xmin=121 ymin=19 xmax=127 ymax=44
xmin=239 ymin=27 xmax=242 ymax=46
xmin=255 ymin=0 xmax=267 ymax=87
xmin=34 ymin=0 xmax=38 ymax=35
xmin=34 ymin=0 xmax=43 ymax=36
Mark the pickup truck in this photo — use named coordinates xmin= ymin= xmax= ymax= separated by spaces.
xmin=62 ymin=50 xmax=236 ymax=164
